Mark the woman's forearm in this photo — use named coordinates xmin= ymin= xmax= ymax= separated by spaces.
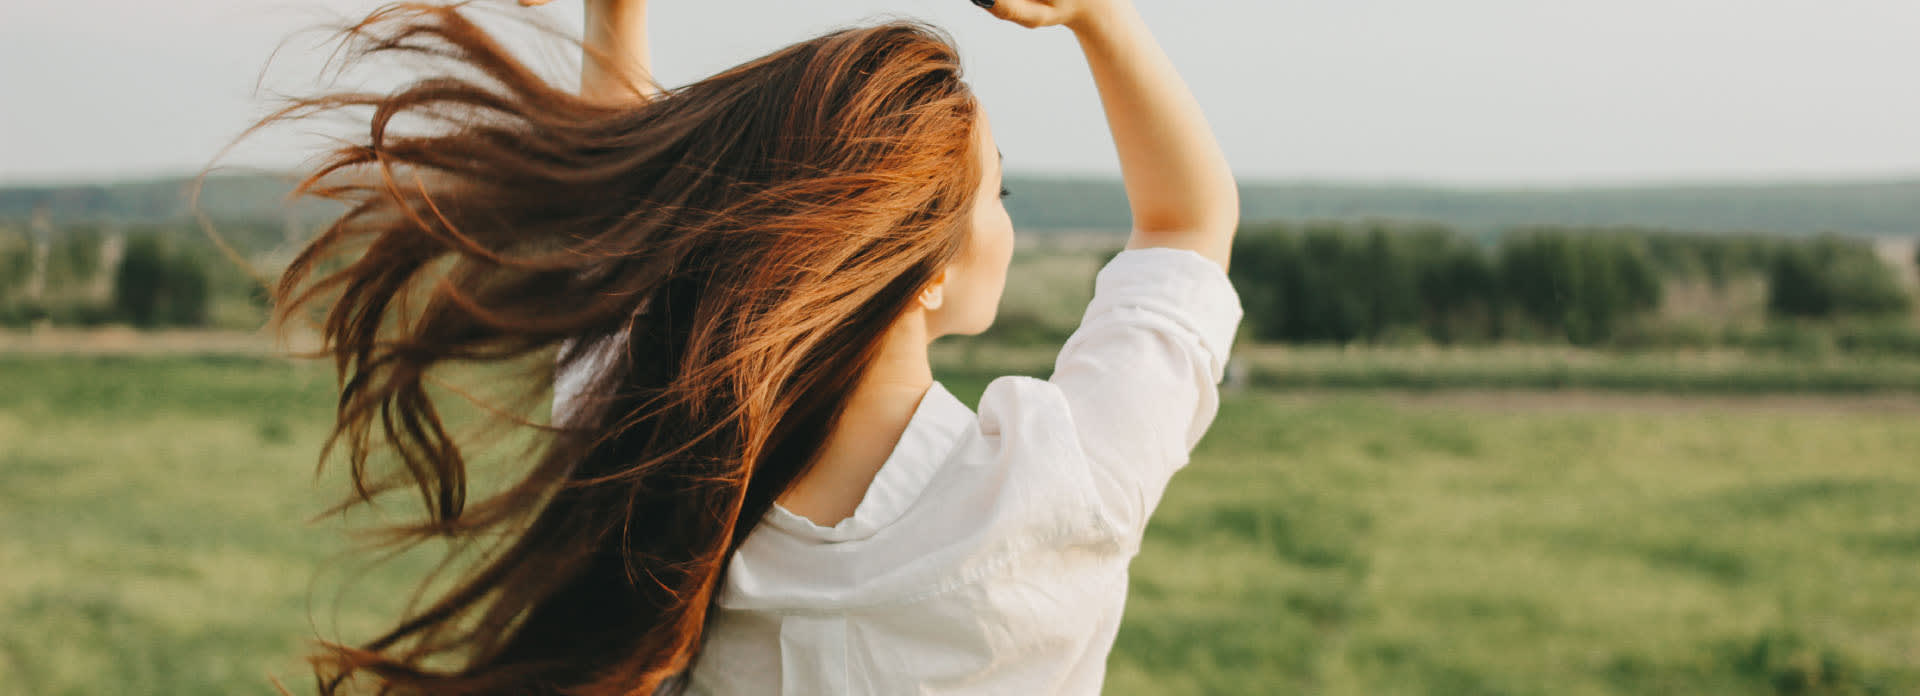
xmin=1070 ymin=6 xmax=1238 ymax=268
xmin=581 ymin=0 xmax=654 ymax=103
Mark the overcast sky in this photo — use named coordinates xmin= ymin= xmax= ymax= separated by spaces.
xmin=3 ymin=0 xmax=1916 ymax=186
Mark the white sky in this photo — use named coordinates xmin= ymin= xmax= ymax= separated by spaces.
xmin=2 ymin=0 xmax=1917 ymax=185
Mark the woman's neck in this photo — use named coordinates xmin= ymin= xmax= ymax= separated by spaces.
xmin=775 ymin=311 xmax=936 ymax=527
xmin=854 ymin=310 xmax=936 ymax=408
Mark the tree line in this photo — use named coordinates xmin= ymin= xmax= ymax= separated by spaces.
xmin=4 ymin=218 xmax=1918 ymax=356
xmin=1225 ymin=221 xmax=1916 ymax=349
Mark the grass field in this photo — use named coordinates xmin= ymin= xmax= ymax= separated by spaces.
xmin=2 ymin=355 xmax=1917 ymax=695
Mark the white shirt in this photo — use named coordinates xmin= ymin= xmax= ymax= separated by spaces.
xmin=559 ymin=247 xmax=1244 ymax=695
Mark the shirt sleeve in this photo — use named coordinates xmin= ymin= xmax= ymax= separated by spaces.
xmin=1047 ymin=246 xmax=1244 ymax=545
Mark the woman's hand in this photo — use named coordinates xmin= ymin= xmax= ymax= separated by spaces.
xmin=974 ymin=0 xmax=1130 ymax=33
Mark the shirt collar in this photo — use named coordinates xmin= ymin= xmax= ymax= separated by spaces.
xmin=764 ymin=380 xmax=974 ymax=543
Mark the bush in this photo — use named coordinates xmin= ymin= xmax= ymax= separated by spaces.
xmin=1231 ymin=222 xmax=1424 ymax=344
xmin=1767 ymin=236 xmax=1911 ymax=319
xmin=1279 ymin=222 xmax=1374 ymax=342
xmin=1229 ymin=222 xmax=1914 ymax=354
xmin=1496 ymin=228 xmax=1663 ymax=345
xmin=0 ymin=300 xmax=47 ymax=327
xmin=1232 ymin=222 xmax=1675 ymax=346
xmin=42 ymin=226 xmax=104 ymax=292
xmin=1642 ymin=232 xmax=1779 ymax=290
xmin=113 ymin=235 xmax=210 ymax=328
xmin=1408 ymin=227 xmax=1500 ymax=343
xmin=0 ymin=227 xmax=32 ymax=299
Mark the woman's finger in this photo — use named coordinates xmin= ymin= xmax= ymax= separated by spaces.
xmin=982 ymin=0 xmax=1066 ymax=28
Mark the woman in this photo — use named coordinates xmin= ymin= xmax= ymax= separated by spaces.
xmin=271 ymin=0 xmax=1240 ymax=693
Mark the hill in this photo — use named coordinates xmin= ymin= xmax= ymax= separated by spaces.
xmin=1005 ymin=176 xmax=1920 ymax=238
xmin=3 ymin=173 xmax=1916 ymax=238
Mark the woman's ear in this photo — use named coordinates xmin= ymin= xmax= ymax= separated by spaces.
xmin=918 ymin=268 xmax=949 ymax=311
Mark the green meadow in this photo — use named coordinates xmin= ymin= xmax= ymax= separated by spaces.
xmin=2 ymin=355 xmax=1917 ymax=695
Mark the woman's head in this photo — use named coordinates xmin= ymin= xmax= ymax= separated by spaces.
xmin=264 ymin=4 xmax=1008 ymax=693
xmin=924 ymin=111 xmax=1016 ymax=338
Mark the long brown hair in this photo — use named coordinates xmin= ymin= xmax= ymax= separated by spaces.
xmin=263 ymin=3 xmax=983 ymax=693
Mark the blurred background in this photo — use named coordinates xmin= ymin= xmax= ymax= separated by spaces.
xmin=2 ymin=1 xmax=1916 ymax=694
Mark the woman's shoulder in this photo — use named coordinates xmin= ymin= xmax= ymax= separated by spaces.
xmin=972 ymin=374 xmax=1073 ymax=439
xmin=965 ymin=375 xmax=1107 ymax=511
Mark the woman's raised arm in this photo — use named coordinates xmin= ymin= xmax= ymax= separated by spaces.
xmin=523 ymin=0 xmax=656 ymax=103
xmin=980 ymin=0 xmax=1238 ymax=271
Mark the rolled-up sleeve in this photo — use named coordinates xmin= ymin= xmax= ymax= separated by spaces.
xmin=1048 ymin=246 xmax=1244 ymax=546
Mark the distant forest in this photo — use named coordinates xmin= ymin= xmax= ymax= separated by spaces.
xmin=1002 ymin=176 xmax=1920 ymax=238
xmin=2 ymin=173 xmax=1916 ymax=238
